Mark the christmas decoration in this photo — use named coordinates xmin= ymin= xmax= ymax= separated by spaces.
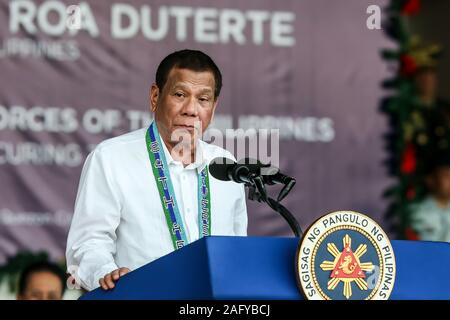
xmin=400 ymin=143 xmax=417 ymax=174
xmin=401 ymin=0 xmax=421 ymax=16
xmin=381 ymin=0 xmax=444 ymax=238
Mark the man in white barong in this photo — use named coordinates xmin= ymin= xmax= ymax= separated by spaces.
xmin=66 ymin=49 xmax=248 ymax=291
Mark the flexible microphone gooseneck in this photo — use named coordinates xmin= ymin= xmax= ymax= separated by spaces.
xmin=209 ymin=157 xmax=302 ymax=238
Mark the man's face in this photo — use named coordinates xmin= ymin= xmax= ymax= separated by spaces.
xmin=150 ymin=68 xmax=217 ymax=148
xmin=17 ymin=271 xmax=63 ymax=300
xmin=433 ymin=167 xmax=450 ymax=199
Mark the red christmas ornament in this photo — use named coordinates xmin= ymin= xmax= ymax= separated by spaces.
xmin=401 ymin=0 xmax=421 ymax=16
xmin=400 ymin=54 xmax=417 ymax=77
xmin=401 ymin=143 xmax=417 ymax=174
xmin=405 ymin=226 xmax=420 ymax=240
xmin=406 ymin=186 xmax=416 ymax=200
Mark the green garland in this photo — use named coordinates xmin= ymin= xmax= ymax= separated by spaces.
xmin=381 ymin=0 xmax=442 ymax=239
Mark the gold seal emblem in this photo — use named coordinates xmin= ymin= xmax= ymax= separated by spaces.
xmin=296 ymin=211 xmax=396 ymax=300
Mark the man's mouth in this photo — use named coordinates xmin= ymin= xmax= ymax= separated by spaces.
xmin=174 ymin=124 xmax=196 ymax=130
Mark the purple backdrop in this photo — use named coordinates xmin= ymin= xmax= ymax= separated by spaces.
xmin=0 ymin=0 xmax=393 ymax=263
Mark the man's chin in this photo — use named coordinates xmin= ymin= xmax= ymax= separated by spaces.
xmin=171 ymin=127 xmax=201 ymax=142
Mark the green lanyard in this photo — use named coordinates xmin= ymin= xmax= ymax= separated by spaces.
xmin=145 ymin=122 xmax=211 ymax=250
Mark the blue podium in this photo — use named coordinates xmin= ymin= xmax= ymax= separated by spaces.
xmin=80 ymin=236 xmax=450 ymax=300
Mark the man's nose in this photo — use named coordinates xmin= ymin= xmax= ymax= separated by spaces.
xmin=181 ymin=97 xmax=199 ymax=116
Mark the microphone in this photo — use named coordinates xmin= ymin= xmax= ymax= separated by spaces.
xmin=208 ymin=157 xmax=265 ymax=184
xmin=208 ymin=157 xmax=296 ymax=201
xmin=209 ymin=157 xmax=301 ymax=237
xmin=259 ymin=166 xmax=296 ymax=202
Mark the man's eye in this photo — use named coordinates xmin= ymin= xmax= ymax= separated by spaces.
xmin=199 ymin=97 xmax=210 ymax=102
xmin=174 ymin=92 xmax=184 ymax=98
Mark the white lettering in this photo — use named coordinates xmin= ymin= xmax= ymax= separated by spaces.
xmin=194 ymin=8 xmax=218 ymax=43
xmin=111 ymin=4 xmax=140 ymax=39
xmin=271 ymin=12 xmax=295 ymax=47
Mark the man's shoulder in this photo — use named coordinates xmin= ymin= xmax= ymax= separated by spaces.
xmin=410 ymin=196 xmax=438 ymax=218
xmin=94 ymin=128 xmax=147 ymax=154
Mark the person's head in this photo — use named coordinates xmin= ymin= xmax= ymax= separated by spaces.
xmin=150 ymin=49 xmax=222 ymax=150
xmin=414 ymin=66 xmax=438 ymax=100
xmin=426 ymin=155 xmax=450 ymax=200
xmin=17 ymin=261 xmax=66 ymax=300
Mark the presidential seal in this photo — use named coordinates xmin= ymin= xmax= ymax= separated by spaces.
xmin=296 ymin=211 xmax=396 ymax=300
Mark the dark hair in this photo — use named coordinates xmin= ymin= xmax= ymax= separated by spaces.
xmin=155 ymin=49 xmax=222 ymax=100
xmin=18 ymin=261 xmax=67 ymax=296
xmin=423 ymin=151 xmax=450 ymax=175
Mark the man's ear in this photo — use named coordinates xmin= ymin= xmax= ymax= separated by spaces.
xmin=211 ymin=98 xmax=218 ymax=121
xmin=150 ymin=84 xmax=159 ymax=112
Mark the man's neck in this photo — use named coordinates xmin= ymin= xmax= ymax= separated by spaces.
xmin=433 ymin=195 xmax=450 ymax=209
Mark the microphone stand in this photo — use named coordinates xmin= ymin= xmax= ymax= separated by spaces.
xmin=246 ymin=173 xmax=303 ymax=238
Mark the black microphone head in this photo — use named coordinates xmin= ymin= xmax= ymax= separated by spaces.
xmin=208 ymin=157 xmax=236 ymax=181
